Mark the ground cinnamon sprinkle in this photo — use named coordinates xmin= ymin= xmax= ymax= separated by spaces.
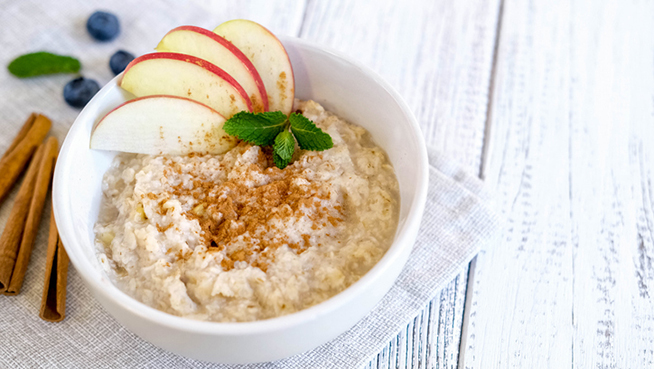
xmin=158 ymin=143 xmax=343 ymax=272
xmin=95 ymin=99 xmax=401 ymax=322
xmin=155 ymin=223 xmax=173 ymax=233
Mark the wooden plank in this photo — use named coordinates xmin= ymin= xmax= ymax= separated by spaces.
xmin=460 ymin=0 xmax=654 ymax=367
xmin=433 ymin=269 xmax=470 ymax=368
xmin=301 ymin=0 xmax=500 ymax=172
xmin=568 ymin=1 xmax=654 ymax=366
xmin=299 ymin=1 xmax=501 ymax=367
xmin=188 ymin=0 xmax=307 ymax=35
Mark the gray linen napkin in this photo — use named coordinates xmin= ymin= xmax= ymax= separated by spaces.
xmin=0 ymin=145 xmax=499 ymax=369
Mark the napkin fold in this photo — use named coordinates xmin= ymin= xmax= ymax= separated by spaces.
xmin=0 ymin=146 xmax=500 ymax=369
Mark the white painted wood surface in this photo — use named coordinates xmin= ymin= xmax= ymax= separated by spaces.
xmin=296 ymin=1 xmax=501 ymax=367
xmin=460 ymin=0 xmax=654 ymax=367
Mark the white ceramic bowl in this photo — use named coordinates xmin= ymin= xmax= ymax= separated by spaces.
xmin=53 ymin=36 xmax=428 ymax=364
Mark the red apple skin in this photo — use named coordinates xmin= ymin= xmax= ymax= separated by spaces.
xmin=159 ymin=25 xmax=268 ymax=112
xmin=119 ymin=52 xmax=253 ymax=115
xmin=214 ymin=20 xmax=295 ymax=116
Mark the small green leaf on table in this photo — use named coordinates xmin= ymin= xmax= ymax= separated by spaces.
xmin=8 ymin=52 xmax=81 ymax=78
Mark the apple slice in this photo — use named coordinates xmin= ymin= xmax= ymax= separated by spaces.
xmin=119 ymin=52 xmax=252 ymax=118
xmin=156 ymin=26 xmax=268 ymax=113
xmin=214 ymin=20 xmax=294 ymax=116
xmin=90 ymin=95 xmax=237 ymax=155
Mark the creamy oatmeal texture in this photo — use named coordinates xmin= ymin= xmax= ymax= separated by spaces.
xmin=95 ymin=100 xmax=399 ymax=322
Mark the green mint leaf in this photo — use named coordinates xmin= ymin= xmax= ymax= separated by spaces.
xmin=223 ymin=110 xmax=334 ymax=169
xmin=273 ymin=131 xmax=295 ymax=161
xmin=273 ymin=151 xmax=291 ymax=169
xmin=289 ymin=113 xmax=333 ymax=151
xmin=223 ymin=111 xmax=287 ymax=146
xmin=8 ymin=52 xmax=81 ymax=78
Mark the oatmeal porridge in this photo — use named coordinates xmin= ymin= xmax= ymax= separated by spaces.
xmin=94 ymin=100 xmax=399 ymax=322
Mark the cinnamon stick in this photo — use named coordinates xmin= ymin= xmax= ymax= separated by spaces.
xmin=1 ymin=113 xmax=36 ymax=161
xmin=0 ymin=114 xmax=51 ymax=205
xmin=0 ymin=143 xmax=45 ymax=291
xmin=5 ymin=137 xmax=59 ymax=295
xmin=40 ymin=209 xmax=69 ymax=322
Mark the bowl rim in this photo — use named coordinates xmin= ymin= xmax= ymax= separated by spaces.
xmin=53 ymin=35 xmax=429 ymax=335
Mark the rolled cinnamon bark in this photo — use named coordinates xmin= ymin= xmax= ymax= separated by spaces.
xmin=0 ymin=114 xmax=50 ymax=206
xmin=1 ymin=113 xmax=35 ymax=161
xmin=5 ymin=137 xmax=59 ymax=295
xmin=0 ymin=143 xmax=45 ymax=292
xmin=40 ymin=209 xmax=69 ymax=322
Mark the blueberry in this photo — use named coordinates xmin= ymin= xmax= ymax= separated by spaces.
xmin=86 ymin=11 xmax=120 ymax=42
xmin=109 ymin=50 xmax=135 ymax=75
xmin=64 ymin=77 xmax=100 ymax=108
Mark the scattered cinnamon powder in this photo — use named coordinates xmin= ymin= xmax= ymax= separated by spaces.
xmin=277 ymin=71 xmax=288 ymax=103
xmin=155 ymin=223 xmax=173 ymax=233
xmin=157 ymin=144 xmax=343 ymax=272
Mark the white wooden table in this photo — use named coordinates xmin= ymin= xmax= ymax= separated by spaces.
xmin=288 ymin=1 xmax=654 ymax=367
xmin=2 ymin=0 xmax=653 ymax=367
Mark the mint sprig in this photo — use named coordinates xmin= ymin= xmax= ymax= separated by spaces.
xmin=8 ymin=52 xmax=81 ymax=78
xmin=273 ymin=131 xmax=295 ymax=169
xmin=289 ymin=113 xmax=333 ymax=151
xmin=223 ymin=111 xmax=334 ymax=169
xmin=273 ymin=152 xmax=292 ymax=169
xmin=223 ymin=111 xmax=287 ymax=146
